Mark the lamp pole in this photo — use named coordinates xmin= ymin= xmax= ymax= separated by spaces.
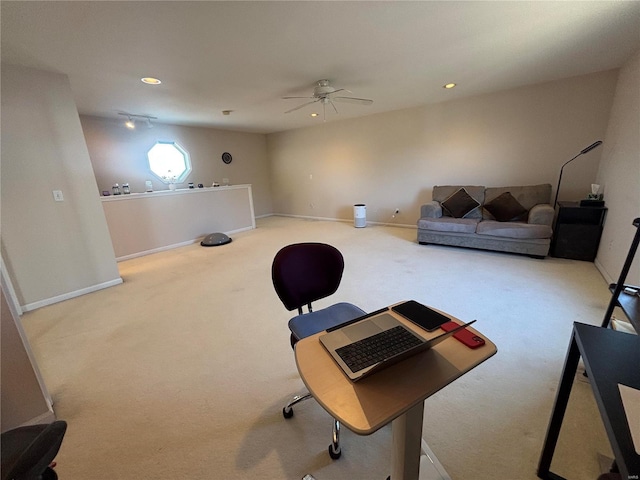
xmin=553 ymin=141 xmax=603 ymax=207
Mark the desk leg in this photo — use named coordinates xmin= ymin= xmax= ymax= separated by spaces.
xmin=537 ymin=330 xmax=581 ymax=480
xmin=390 ymin=402 xmax=424 ymax=480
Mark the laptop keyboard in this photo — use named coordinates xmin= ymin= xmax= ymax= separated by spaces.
xmin=336 ymin=326 xmax=423 ymax=373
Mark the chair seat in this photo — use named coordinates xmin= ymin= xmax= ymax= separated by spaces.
xmin=288 ymin=302 xmax=366 ymax=341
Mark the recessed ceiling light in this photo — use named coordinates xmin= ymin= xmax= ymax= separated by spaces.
xmin=310 ymin=113 xmax=319 ymax=117
xmin=443 ymin=83 xmax=456 ymax=89
xmin=141 ymin=77 xmax=162 ymax=85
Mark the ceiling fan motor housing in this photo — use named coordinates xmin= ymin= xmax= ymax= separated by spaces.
xmin=282 ymin=79 xmax=372 ymax=115
xmin=314 ymin=80 xmax=336 ymax=97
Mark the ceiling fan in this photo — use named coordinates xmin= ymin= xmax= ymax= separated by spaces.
xmin=283 ymin=79 xmax=373 ymax=120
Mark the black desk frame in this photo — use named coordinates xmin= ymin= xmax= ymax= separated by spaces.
xmin=538 ymin=323 xmax=640 ymax=480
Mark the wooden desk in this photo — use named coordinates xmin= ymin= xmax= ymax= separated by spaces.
xmin=538 ymin=323 xmax=640 ymax=480
xmin=295 ymin=307 xmax=497 ymax=480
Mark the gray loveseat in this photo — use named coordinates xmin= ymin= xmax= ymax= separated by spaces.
xmin=417 ymin=184 xmax=554 ymax=258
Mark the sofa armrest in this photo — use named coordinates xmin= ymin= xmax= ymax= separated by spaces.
xmin=528 ymin=204 xmax=554 ymax=226
xmin=420 ymin=201 xmax=443 ymax=218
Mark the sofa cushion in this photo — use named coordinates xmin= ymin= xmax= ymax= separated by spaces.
xmin=476 ymin=220 xmax=552 ymax=239
xmin=483 ymin=192 xmax=528 ymax=222
xmin=418 ymin=217 xmax=480 ymax=234
xmin=528 ymin=203 xmax=555 ymax=227
xmin=441 ymin=188 xmax=481 ymax=218
xmin=433 ymin=186 xmax=485 ymax=219
xmin=484 ymin=184 xmax=552 ymax=220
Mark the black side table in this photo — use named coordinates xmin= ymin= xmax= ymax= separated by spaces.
xmin=551 ymin=201 xmax=607 ymax=261
xmin=538 ymin=323 xmax=640 ymax=480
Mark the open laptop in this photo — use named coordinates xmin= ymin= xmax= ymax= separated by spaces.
xmin=319 ymin=307 xmax=476 ymax=382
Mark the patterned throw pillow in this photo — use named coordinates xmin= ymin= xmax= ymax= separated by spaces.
xmin=441 ymin=188 xmax=481 ymax=218
xmin=484 ymin=192 xmax=528 ymax=222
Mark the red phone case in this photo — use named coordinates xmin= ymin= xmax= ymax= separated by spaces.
xmin=441 ymin=321 xmax=485 ymax=348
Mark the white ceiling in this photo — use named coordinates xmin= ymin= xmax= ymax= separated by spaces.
xmin=2 ymin=1 xmax=639 ymax=134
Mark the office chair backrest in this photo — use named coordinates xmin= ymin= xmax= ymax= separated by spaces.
xmin=1 ymin=420 xmax=67 ymax=480
xmin=272 ymin=243 xmax=345 ymax=312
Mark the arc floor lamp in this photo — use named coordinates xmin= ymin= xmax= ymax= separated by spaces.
xmin=553 ymin=141 xmax=603 ymax=207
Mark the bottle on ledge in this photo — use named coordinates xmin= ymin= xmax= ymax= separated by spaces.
xmin=112 ymin=183 xmax=121 ymax=195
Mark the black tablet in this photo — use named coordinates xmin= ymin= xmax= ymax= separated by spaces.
xmin=391 ymin=300 xmax=451 ymax=332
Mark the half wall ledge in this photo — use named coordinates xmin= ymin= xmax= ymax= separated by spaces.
xmin=101 ymin=184 xmax=255 ymax=260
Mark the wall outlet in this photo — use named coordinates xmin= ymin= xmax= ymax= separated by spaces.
xmin=52 ymin=190 xmax=64 ymax=202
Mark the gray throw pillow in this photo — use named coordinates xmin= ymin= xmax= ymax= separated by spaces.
xmin=484 ymin=192 xmax=528 ymax=222
xmin=441 ymin=188 xmax=481 ymax=218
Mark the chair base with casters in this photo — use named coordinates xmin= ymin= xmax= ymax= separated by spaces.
xmin=282 ymin=393 xmax=343 ymax=459
xmin=283 ymin=302 xmax=365 ymax=459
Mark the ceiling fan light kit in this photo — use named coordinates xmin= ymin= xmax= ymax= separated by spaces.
xmin=283 ymin=79 xmax=373 ymax=121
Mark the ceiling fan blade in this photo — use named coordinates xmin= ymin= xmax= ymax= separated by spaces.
xmin=282 ymin=96 xmax=315 ymax=100
xmin=332 ymin=96 xmax=373 ymax=105
xmin=284 ymin=99 xmax=320 ymax=114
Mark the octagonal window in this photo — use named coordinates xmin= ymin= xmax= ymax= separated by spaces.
xmin=147 ymin=141 xmax=191 ymax=183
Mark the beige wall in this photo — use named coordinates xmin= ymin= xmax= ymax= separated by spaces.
xmin=1 ymin=63 xmax=633 ymax=314
xmin=266 ymin=70 xmax=618 ymax=225
xmin=1 ymin=65 xmax=122 ymax=310
xmin=80 ymin=116 xmax=273 ymax=218
xmin=596 ymin=51 xmax=640 ymax=285
xmin=1 ymin=285 xmax=54 ymax=431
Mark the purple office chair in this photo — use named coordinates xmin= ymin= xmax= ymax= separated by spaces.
xmin=272 ymin=242 xmax=366 ymax=459
xmin=1 ymin=420 xmax=67 ymax=480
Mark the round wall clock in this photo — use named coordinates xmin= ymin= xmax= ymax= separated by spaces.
xmin=222 ymin=152 xmax=232 ymax=164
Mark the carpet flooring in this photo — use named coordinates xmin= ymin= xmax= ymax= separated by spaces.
xmin=21 ymin=216 xmax=616 ymax=479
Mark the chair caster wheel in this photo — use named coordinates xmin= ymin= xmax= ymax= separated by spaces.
xmin=328 ymin=444 xmax=342 ymax=459
xmin=282 ymin=407 xmax=294 ymax=419
xmin=42 ymin=467 xmax=58 ymax=480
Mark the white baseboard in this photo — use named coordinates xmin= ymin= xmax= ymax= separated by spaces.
xmin=21 ymin=278 xmax=123 ymax=312
xmin=594 ymin=257 xmax=614 ymax=285
xmin=115 ymin=226 xmax=255 ymax=262
xmin=274 ymin=213 xmax=416 ymax=229
xmin=116 ymin=239 xmax=201 ymax=261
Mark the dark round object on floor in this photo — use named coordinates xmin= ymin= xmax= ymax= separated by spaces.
xmin=282 ymin=407 xmax=294 ymax=419
xmin=201 ymin=233 xmax=232 ymax=247
xmin=328 ymin=444 xmax=342 ymax=459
